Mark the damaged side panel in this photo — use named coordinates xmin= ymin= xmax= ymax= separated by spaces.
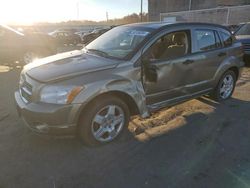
xmin=73 ymin=64 xmax=150 ymax=118
xmin=106 ymin=79 xmax=150 ymax=118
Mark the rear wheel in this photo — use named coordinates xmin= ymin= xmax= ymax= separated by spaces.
xmin=78 ymin=96 xmax=130 ymax=146
xmin=210 ymin=70 xmax=236 ymax=101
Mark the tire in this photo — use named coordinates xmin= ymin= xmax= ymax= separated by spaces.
xmin=210 ymin=70 xmax=236 ymax=102
xmin=77 ymin=95 xmax=130 ymax=146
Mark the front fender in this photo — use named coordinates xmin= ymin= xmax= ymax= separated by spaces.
xmin=106 ymin=79 xmax=149 ymax=117
xmin=73 ymin=77 xmax=150 ymax=119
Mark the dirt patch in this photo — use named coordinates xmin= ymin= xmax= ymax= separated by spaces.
xmin=129 ymin=98 xmax=214 ymax=141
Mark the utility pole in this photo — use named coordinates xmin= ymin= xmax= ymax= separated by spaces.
xmin=189 ymin=0 xmax=192 ymax=11
xmin=76 ymin=1 xmax=80 ymax=20
xmin=140 ymin=0 xmax=143 ymax=22
xmin=106 ymin=11 xmax=109 ymax=23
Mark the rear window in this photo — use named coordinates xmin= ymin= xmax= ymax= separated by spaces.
xmin=220 ymin=31 xmax=233 ymax=47
xmin=194 ymin=30 xmax=221 ymax=52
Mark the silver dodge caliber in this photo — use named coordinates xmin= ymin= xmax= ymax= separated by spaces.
xmin=15 ymin=22 xmax=244 ymax=146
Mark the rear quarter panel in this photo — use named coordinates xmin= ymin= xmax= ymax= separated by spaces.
xmin=213 ymin=41 xmax=244 ymax=84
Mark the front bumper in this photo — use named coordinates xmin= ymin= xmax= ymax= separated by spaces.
xmin=15 ymin=91 xmax=82 ymax=136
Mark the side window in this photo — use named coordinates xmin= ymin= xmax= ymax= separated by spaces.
xmin=194 ymin=30 xmax=220 ymax=52
xmin=220 ymin=31 xmax=233 ymax=47
xmin=215 ymin=31 xmax=222 ymax=48
xmin=146 ymin=30 xmax=190 ymax=61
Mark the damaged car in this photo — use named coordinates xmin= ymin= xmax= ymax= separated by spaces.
xmin=15 ymin=22 xmax=244 ymax=146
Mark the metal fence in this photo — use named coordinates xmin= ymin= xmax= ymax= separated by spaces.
xmin=160 ymin=5 xmax=250 ymax=25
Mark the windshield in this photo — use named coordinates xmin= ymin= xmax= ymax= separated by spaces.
xmin=85 ymin=26 xmax=153 ymax=59
xmin=236 ymin=24 xmax=250 ymax=35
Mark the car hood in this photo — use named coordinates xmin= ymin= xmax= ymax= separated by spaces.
xmin=24 ymin=50 xmax=119 ymax=83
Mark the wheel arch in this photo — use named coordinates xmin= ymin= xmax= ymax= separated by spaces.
xmin=92 ymin=91 xmax=141 ymax=116
xmin=228 ymin=66 xmax=239 ymax=80
xmin=76 ymin=90 xmax=141 ymax=127
xmin=213 ymin=56 xmax=241 ymax=86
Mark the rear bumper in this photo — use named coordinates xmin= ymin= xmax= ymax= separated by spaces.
xmin=15 ymin=91 xmax=82 ymax=136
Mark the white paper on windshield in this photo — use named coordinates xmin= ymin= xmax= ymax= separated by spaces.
xmin=128 ymin=30 xmax=150 ymax=37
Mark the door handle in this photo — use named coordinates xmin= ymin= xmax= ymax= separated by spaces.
xmin=218 ymin=52 xmax=226 ymax=57
xmin=182 ymin=59 xmax=194 ymax=65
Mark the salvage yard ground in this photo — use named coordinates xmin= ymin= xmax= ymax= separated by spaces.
xmin=0 ymin=61 xmax=250 ymax=188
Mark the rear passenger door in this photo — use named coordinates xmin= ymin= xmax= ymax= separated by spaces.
xmin=184 ymin=28 xmax=225 ymax=94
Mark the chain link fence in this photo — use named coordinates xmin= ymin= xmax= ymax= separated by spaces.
xmin=160 ymin=5 xmax=250 ymax=25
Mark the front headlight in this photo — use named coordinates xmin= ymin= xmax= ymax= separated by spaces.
xmin=40 ymin=85 xmax=83 ymax=104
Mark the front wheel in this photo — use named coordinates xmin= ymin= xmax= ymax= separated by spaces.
xmin=78 ymin=96 xmax=130 ymax=146
xmin=210 ymin=70 xmax=236 ymax=101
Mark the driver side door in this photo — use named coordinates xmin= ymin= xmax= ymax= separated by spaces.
xmin=142 ymin=29 xmax=192 ymax=106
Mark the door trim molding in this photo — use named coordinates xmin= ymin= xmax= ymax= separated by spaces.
xmin=147 ymin=88 xmax=212 ymax=112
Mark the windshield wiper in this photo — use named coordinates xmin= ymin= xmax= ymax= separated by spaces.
xmin=86 ymin=48 xmax=110 ymax=58
xmin=85 ymin=48 xmax=123 ymax=60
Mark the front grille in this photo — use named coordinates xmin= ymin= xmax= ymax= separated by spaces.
xmin=20 ymin=80 xmax=33 ymax=103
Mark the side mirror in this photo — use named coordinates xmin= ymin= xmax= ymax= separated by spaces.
xmin=142 ymin=59 xmax=158 ymax=83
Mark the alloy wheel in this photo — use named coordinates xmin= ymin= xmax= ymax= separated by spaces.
xmin=91 ymin=105 xmax=125 ymax=142
xmin=219 ymin=74 xmax=234 ymax=99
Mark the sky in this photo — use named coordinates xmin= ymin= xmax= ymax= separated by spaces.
xmin=0 ymin=0 xmax=148 ymax=25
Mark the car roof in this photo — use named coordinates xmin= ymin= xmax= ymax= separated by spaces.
xmin=123 ymin=22 xmax=229 ymax=32
xmin=124 ymin=22 xmax=173 ymax=29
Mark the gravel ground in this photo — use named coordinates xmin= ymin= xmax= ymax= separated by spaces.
xmin=0 ymin=62 xmax=249 ymax=188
